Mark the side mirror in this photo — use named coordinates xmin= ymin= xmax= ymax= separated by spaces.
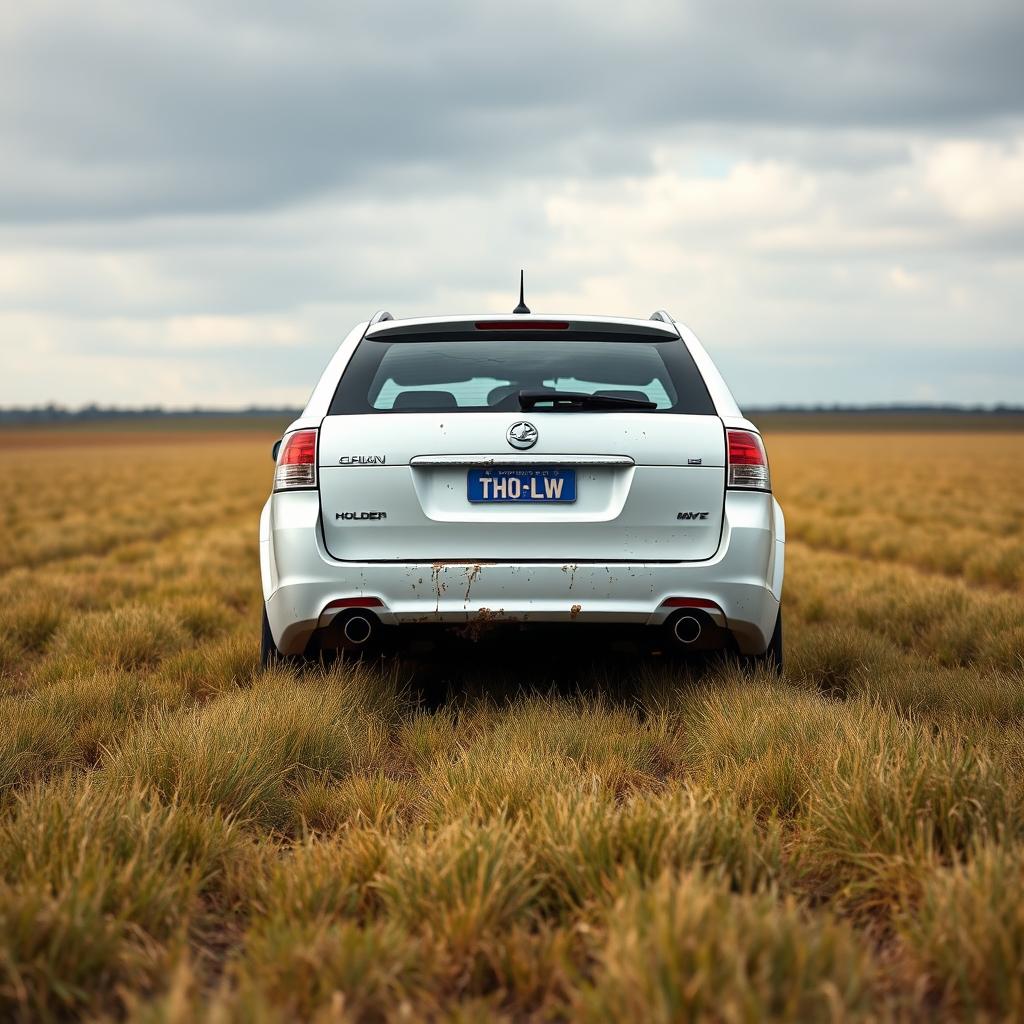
xmin=271 ymin=439 xmax=282 ymax=462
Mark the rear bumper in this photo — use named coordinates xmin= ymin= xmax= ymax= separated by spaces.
xmin=260 ymin=490 xmax=784 ymax=656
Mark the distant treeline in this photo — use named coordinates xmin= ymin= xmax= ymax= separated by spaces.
xmin=748 ymin=406 xmax=1024 ymax=432
xmin=1 ymin=402 xmax=1022 ymax=425
xmin=0 ymin=404 xmax=304 ymax=424
xmin=745 ymin=404 xmax=1024 ymax=415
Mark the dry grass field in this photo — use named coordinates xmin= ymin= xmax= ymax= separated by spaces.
xmin=1 ymin=425 xmax=1022 ymax=1021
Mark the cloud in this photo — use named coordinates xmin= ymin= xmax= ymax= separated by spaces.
xmin=887 ymin=267 xmax=925 ymax=292
xmin=0 ymin=1 xmax=1021 ymax=406
xmin=2 ymin=0 xmax=1023 ymax=220
xmin=922 ymin=138 xmax=1024 ymax=223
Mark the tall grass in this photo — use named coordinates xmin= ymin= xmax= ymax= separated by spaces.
xmin=0 ymin=431 xmax=1021 ymax=1019
xmin=802 ymin=700 xmax=1021 ymax=910
xmin=104 ymin=665 xmax=403 ymax=829
xmin=0 ymin=776 xmax=246 ymax=1020
xmin=577 ymin=872 xmax=875 ymax=1022
xmin=898 ymin=843 xmax=1024 ymax=1017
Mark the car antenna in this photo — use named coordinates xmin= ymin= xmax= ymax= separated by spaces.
xmin=513 ymin=269 xmax=530 ymax=314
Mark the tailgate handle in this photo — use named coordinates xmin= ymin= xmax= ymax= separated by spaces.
xmin=409 ymin=454 xmax=635 ymax=467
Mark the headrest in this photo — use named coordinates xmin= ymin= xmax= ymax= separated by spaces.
xmin=391 ymin=390 xmax=458 ymax=410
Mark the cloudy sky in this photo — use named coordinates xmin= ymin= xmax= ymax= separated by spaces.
xmin=2 ymin=0 xmax=1022 ymax=408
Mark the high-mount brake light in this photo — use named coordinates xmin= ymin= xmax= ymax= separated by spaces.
xmin=727 ymin=429 xmax=771 ymax=491
xmin=475 ymin=320 xmax=569 ymax=331
xmin=274 ymin=429 xmax=318 ymax=490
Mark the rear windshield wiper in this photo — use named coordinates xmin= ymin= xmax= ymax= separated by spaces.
xmin=518 ymin=389 xmax=657 ymax=411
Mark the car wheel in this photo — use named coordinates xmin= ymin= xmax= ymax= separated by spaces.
xmin=260 ymin=606 xmax=282 ymax=668
xmin=746 ymin=608 xmax=783 ymax=676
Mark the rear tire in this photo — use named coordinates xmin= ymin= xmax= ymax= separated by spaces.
xmin=746 ymin=608 xmax=783 ymax=676
xmin=260 ymin=606 xmax=281 ymax=668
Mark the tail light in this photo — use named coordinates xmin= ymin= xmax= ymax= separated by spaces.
xmin=727 ymin=429 xmax=770 ymax=491
xmin=274 ymin=429 xmax=318 ymax=490
xmin=661 ymin=597 xmax=723 ymax=610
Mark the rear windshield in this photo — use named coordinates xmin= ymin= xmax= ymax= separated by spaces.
xmin=329 ymin=331 xmax=715 ymax=415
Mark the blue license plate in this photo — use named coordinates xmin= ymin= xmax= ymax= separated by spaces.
xmin=467 ymin=467 xmax=576 ymax=503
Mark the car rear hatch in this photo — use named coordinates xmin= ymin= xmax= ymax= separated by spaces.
xmin=317 ymin=317 xmax=725 ymax=562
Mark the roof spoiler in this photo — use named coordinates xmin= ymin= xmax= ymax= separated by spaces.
xmin=369 ymin=310 xmax=674 ymax=326
xmin=363 ymin=310 xmax=679 ymax=335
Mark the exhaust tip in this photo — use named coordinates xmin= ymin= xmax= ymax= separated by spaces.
xmin=673 ymin=615 xmax=702 ymax=645
xmin=342 ymin=614 xmax=373 ymax=646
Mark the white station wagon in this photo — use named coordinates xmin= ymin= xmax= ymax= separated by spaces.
xmin=260 ymin=302 xmax=785 ymax=670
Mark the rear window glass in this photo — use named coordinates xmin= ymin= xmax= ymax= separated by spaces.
xmin=329 ymin=331 xmax=715 ymax=415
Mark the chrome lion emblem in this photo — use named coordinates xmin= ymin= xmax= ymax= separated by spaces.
xmin=506 ymin=421 xmax=538 ymax=450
